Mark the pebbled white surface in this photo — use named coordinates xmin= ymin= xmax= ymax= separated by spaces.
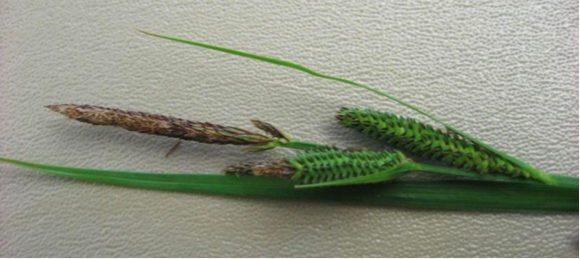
xmin=0 ymin=1 xmax=578 ymax=257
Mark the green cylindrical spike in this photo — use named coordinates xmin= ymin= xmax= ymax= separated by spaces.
xmin=337 ymin=107 xmax=534 ymax=180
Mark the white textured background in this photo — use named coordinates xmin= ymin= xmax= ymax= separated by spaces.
xmin=0 ymin=1 xmax=578 ymax=257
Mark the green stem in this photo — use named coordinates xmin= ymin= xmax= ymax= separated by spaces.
xmin=278 ymin=140 xmax=330 ymax=150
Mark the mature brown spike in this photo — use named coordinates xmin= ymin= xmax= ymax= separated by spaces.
xmin=46 ymin=104 xmax=273 ymax=146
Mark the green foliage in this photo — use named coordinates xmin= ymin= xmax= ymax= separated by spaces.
xmin=337 ymin=107 xmax=532 ymax=179
xmin=0 ymin=157 xmax=576 ymax=213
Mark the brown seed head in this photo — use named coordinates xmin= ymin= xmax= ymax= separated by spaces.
xmin=46 ymin=104 xmax=273 ymax=146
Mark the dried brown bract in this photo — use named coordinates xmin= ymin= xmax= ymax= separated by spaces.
xmin=250 ymin=119 xmax=289 ymax=141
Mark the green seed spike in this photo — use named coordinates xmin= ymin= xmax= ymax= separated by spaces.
xmin=336 ymin=107 xmax=535 ymax=180
xmin=288 ymin=149 xmax=409 ymax=187
xmin=226 ymin=148 xmax=557 ymax=188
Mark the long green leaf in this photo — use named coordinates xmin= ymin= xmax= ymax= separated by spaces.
xmin=1 ymin=157 xmax=576 ymax=213
xmin=134 ymin=29 xmax=554 ymax=184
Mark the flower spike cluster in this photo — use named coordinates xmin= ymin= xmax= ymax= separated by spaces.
xmin=336 ymin=107 xmax=533 ymax=179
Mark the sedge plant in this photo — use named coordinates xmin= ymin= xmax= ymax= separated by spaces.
xmin=0 ymin=30 xmax=577 ymax=212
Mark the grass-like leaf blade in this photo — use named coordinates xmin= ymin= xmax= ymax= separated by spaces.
xmin=1 ymin=157 xmax=576 ymax=213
